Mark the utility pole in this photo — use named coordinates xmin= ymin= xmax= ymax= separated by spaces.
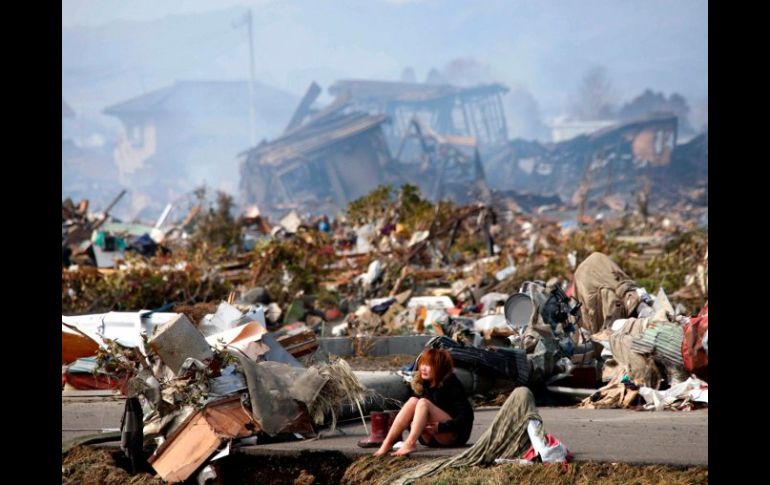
xmin=246 ymin=8 xmax=257 ymax=146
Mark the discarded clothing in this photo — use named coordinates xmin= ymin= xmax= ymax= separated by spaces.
xmin=579 ymin=381 xmax=641 ymax=409
xmin=682 ymin=303 xmax=708 ymax=381
xmin=630 ymin=322 xmax=684 ymax=367
xmin=121 ymin=396 xmax=144 ymax=474
xmin=607 ymin=318 xmax=659 ymax=386
xmin=519 ymin=421 xmax=571 ymax=464
xmin=638 ymin=377 xmax=708 ymax=411
xmin=574 ymin=252 xmax=640 ymax=334
xmin=630 ymin=322 xmax=689 ymax=385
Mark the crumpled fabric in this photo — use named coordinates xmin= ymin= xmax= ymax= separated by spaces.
xmin=638 ymin=377 xmax=708 ymax=411
xmin=121 ymin=396 xmax=144 ymax=473
xmin=574 ymin=252 xmax=640 ymax=334
xmin=579 ymin=381 xmax=641 ymax=409
xmin=520 ymin=420 xmax=571 ymax=463
xmin=607 ymin=318 xmax=659 ymax=386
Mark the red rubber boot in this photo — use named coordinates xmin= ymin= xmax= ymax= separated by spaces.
xmin=357 ymin=411 xmax=387 ymax=448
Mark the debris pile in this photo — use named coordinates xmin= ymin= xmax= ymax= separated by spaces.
xmin=64 ymin=179 xmax=707 ymax=407
xmin=62 ymin=303 xmax=372 ymax=483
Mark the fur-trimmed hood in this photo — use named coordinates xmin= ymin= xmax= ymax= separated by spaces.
xmin=411 ymin=371 xmax=452 ymax=396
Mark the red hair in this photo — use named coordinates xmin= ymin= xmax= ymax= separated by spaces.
xmin=412 ymin=348 xmax=454 ymax=394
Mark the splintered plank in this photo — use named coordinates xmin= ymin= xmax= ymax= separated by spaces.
xmin=149 ymin=396 xmax=257 ymax=483
xmin=149 ymin=412 xmax=221 ymax=483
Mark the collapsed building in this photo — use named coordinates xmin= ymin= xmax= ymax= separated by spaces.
xmin=484 ymin=114 xmax=705 ymax=209
xmin=328 ymin=79 xmax=510 ymax=150
xmin=239 ymin=105 xmax=393 ymax=214
xmin=103 ymin=80 xmax=297 ymax=219
xmin=62 ymin=99 xmax=125 ymax=214
xmin=240 ymin=79 xmax=707 ymax=216
xmin=239 ymin=82 xmax=494 ymax=214
xmin=392 ymin=118 xmax=490 ymax=205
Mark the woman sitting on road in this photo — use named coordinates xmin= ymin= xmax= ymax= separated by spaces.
xmin=374 ymin=348 xmax=474 ymax=457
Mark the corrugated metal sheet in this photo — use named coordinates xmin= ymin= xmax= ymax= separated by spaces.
xmin=630 ymin=323 xmax=684 ymax=367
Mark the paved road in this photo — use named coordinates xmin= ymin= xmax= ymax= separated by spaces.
xmin=62 ymin=394 xmax=125 ymax=444
xmin=63 ymin=397 xmax=707 ymax=465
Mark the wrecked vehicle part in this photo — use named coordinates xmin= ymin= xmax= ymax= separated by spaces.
xmin=425 ymin=336 xmax=530 ymax=385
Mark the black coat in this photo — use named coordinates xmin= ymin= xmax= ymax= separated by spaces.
xmin=417 ymin=372 xmax=474 ymax=445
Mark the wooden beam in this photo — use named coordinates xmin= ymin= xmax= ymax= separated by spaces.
xmin=460 ymin=99 xmax=472 ymax=137
xmin=149 ymin=396 xmax=257 ymax=483
xmin=496 ymin=92 xmax=509 ymax=141
xmin=284 ymin=82 xmax=322 ymax=133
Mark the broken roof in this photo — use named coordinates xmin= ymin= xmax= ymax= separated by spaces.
xmin=103 ymin=80 xmax=297 ymax=118
xmin=242 ymin=111 xmax=389 ymax=166
xmin=492 ymin=113 xmax=679 ymax=159
xmin=328 ymin=79 xmax=508 ymax=104
xmin=588 ymin=113 xmax=677 ymax=142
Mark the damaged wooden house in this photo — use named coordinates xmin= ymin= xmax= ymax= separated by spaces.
xmin=238 ymin=87 xmax=394 ymax=215
xmin=103 ymin=80 xmax=297 ymax=219
xmin=328 ymin=79 xmax=510 ymax=151
xmin=483 ymin=113 xmax=704 ymax=210
xmin=239 ymin=81 xmax=498 ymax=214
xmin=392 ymin=117 xmax=491 ymax=205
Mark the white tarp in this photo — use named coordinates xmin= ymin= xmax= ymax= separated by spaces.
xmin=61 ymin=311 xmax=179 ymax=349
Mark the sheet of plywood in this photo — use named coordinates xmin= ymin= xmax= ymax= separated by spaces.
xmin=150 ymin=412 xmax=220 ymax=483
xmin=203 ymin=398 xmax=258 ymax=437
xmin=149 ymin=396 xmax=256 ymax=483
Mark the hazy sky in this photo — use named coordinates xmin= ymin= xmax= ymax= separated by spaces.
xmin=62 ymin=0 xmax=708 ymax=121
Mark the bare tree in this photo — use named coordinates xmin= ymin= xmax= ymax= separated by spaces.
xmin=618 ymin=89 xmax=695 ymax=134
xmin=574 ymin=66 xmax=616 ymax=120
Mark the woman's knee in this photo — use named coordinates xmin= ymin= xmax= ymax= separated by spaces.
xmin=416 ymin=398 xmax=431 ymax=410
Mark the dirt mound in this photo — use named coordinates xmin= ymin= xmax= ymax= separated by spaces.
xmin=62 ymin=446 xmax=164 ymax=485
xmin=217 ymin=451 xmax=352 ymax=485
xmin=341 ymin=455 xmax=425 ymax=485
xmin=342 ymin=455 xmax=708 ymax=485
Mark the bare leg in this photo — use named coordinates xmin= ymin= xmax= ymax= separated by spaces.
xmin=392 ymin=398 xmax=452 ymax=456
xmin=373 ymin=397 xmax=418 ymax=456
